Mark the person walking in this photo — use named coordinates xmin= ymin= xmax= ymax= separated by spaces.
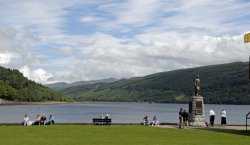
xmin=221 ymin=109 xmax=227 ymax=126
xmin=209 ymin=109 xmax=215 ymax=126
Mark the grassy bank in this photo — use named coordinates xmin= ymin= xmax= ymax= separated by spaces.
xmin=0 ymin=125 xmax=249 ymax=145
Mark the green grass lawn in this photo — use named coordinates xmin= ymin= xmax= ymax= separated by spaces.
xmin=0 ymin=125 xmax=249 ymax=145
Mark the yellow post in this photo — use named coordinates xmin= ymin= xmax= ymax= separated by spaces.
xmin=244 ymin=33 xmax=250 ymax=79
xmin=244 ymin=33 xmax=250 ymax=43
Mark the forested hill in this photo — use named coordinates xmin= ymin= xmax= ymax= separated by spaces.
xmin=58 ymin=61 xmax=250 ymax=104
xmin=0 ymin=66 xmax=71 ymax=102
xmin=46 ymin=78 xmax=118 ymax=91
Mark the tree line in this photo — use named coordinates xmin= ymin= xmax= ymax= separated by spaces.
xmin=58 ymin=62 xmax=250 ymax=104
xmin=0 ymin=66 xmax=71 ymax=102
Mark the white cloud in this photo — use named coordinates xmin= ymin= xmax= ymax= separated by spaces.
xmin=81 ymin=16 xmax=103 ymax=23
xmin=0 ymin=1 xmax=68 ymax=35
xmin=0 ymin=0 xmax=249 ymax=84
xmin=33 ymin=68 xmax=53 ymax=83
xmin=115 ymin=0 xmax=160 ymax=25
xmin=96 ymin=0 xmax=250 ymax=34
xmin=0 ymin=53 xmax=12 ymax=64
xmin=135 ymin=32 xmax=249 ymax=64
xmin=96 ymin=0 xmax=162 ymax=32
xmin=0 ymin=27 xmax=17 ymax=52
xmin=19 ymin=66 xmax=53 ymax=84
xmin=59 ymin=46 xmax=74 ymax=55
xmin=44 ymin=32 xmax=249 ymax=83
xmin=19 ymin=66 xmax=31 ymax=79
xmin=160 ymin=0 xmax=250 ymax=33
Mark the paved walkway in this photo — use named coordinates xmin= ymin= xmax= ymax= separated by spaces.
xmin=158 ymin=124 xmax=247 ymax=131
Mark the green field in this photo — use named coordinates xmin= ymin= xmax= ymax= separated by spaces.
xmin=0 ymin=125 xmax=249 ymax=145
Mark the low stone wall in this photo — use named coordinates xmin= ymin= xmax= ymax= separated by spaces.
xmin=0 ymin=99 xmax=15 ymax=105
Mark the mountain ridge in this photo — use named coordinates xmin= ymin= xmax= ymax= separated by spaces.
xmin=56 ymin=61 xmax=250 ymax=104
xmin=46 ymin=78 xmax=118 ymax=91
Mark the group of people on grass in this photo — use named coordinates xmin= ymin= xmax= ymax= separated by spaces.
xmin=22 ymin=109 xmax=226 ymax=127
xmin=143 ymin=115 xmax=159 ymax=126
xmin=178 ymin=108 xmax=227 ymax=128
xmin=23 ymin=114 xmax=55 ymax=126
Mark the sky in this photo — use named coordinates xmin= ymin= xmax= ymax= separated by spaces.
xmin=0 ymin=0 xmax=250 ymax=84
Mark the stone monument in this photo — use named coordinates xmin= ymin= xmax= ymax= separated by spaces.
xmin=188 ymin=75 xmax=206 ymax=126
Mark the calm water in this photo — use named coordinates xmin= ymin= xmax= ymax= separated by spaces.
xmin=0 ymin=103 xmax=249 ymax=124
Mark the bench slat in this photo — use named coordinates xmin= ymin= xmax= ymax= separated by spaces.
xmin=93 ymin=119 xmax=111 ymax=122
xmin=92 ymin=118 xmax=112 ymax=125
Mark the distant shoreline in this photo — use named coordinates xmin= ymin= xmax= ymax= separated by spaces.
xmin=0 ymin=99 xmax=71 ymax=105
xmin=0 ymin=101 xmax=146 ymax=105
xmin=17 ymin=101 xmax=71 ymax=105
xmin=1 ymin=99 xmax=250 ymax=105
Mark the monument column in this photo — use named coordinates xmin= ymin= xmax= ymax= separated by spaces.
xmin=189 ymin=75 xmax=206 ymax=126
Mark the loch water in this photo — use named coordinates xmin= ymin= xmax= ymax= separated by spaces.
xmin=0 ymin=102 xmax=249 ymax=124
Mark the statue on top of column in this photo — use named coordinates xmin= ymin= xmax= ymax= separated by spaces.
xmin=194 ymin=75 xmax=200 ymax=96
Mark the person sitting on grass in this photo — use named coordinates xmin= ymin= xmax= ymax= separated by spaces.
xmin=40 ymin=115 xmax=47 ymax=125
xmin=143 ymin=115 xmax=149 ymax=125
xmin=33 ymin=114 xmax=41 ymax=125
xmin=23 ymin=114 xmax=32 ymax=126
xmin=46 ymin=115 xmax=55 ymax=125
xmin=152 ymin=115 xmax=159 ymax=126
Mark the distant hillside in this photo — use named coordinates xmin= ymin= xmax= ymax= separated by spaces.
xmin=46 ymin=82 xmax=69 ymax=91
xmin=58 ymin=62 xmax=250 ymax=104
xmin=46 ymin=78 xmax=118 ymax=91
xmin=0 ymin=66 xmax=71 ymax=102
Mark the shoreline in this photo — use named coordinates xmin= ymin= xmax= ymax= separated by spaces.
xmin=0 ymin=99 xmax=73 ymax=105
xmin=1 ymin=99 xmax=250 ymax=105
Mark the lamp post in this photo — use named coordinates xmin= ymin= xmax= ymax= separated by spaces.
xmin=244 ymin=33 xmax=250 ymax=79
xmin=244 ymin=33 xmax=250 ymax=131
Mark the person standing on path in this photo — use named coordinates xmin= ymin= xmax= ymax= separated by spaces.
xmin=221 ymin=109 xmax=227 ymax=126
xmin=178 ymin=108 xmax=183 ymax=129
xmin=209 ymin=109 xmax=215 ymax=126
xmin=182 ymin=110 xmax=189 ymax=128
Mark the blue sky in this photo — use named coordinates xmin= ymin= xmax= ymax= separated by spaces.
xmin=0 ymin=0 xmax=249 ymax=84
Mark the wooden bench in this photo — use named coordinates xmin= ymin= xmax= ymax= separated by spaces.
xmin=93 ymin=118 xmax=112 ymax=126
